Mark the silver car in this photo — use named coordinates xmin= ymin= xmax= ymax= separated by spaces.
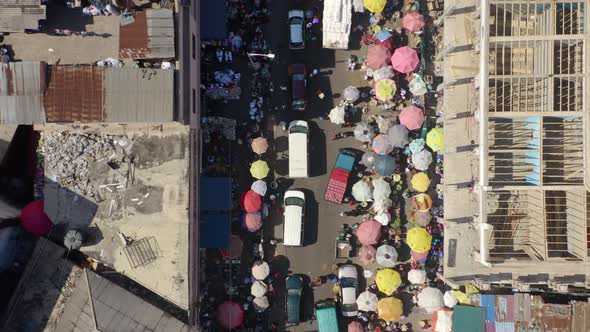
xmin=288 ymin=10 xmax=305 ymax=50
xmin=338 ymin=264 xmax=358 ymax=317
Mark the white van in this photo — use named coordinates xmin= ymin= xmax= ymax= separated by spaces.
xmin=283 ymin=190 xmax=305 ymax=246
xmin=288 ymin=120 xmax=309 ymax=178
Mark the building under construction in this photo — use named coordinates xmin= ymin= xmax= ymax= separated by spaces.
xmin=441 ymin=0 xmax=590 ymax=292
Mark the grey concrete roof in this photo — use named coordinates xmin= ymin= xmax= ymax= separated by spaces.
xmin=0 ymin=62 xmax=46 ymax=124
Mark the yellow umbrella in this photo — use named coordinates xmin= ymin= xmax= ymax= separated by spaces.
xmin=411 ymin=194 xmax=433 ymax=211
xmin=406 ymin=226 xmax=432 ymax=253
xmin=364 ymin=0 xmax=387 ymax=13
xmin=375 ymin=269 xmax=402 ymax=295
xmin=377 ymin=297 xmax=403 ymax=322
xmin=411 ymin=172 xmax=430 ymax=192
xmin=374 ymin=79 xmax=397 ymax=101
xmin=250 ymin=160 xmax=270 ymax=179
xmin=426 ymin=128 xmax=444 ymax=152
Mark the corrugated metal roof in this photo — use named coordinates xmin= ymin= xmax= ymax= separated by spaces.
xmin=0 ymin=62 xmax=46 ymax=124
xmin=513 ymin=293 xmax=532 ymax=322
xmin=571 ymin=302 xmax=590 ymax=332
xmin=103 ymin=67 xmax=174 ymax=122
xmin=480 ymin=294 xmax=496 ymax=322
xmin=453 ymin=305 xmax=485 ymax=332
xmin=0 ymin=0 xmax=46 ymax=32
xmin=493 ymin=322 xmax=515 ymax=332
xmin=495 ymin=295 xmax=514 ymax=322
xmin=44 ymin=65 xmax=104 ymax=122
xmin=119 ymin=9 xmax=175 ymax=59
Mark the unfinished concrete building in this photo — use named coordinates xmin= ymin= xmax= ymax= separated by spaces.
xmin=442 ymin=0 xmax=590 ymax=293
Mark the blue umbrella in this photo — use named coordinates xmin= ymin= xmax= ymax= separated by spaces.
xmin=373 ymin=155 xmax=397 ymax=176
xmin=375 ymin=29 xmax=393 ymax=42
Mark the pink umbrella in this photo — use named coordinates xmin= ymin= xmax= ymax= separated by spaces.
xmin=242 ymin=190 xmax=262 ymax=212
xmin=390 ymin=46 xmax=419 ymax=74
xmin=402 ymin=11 xmax=425 ymax=32
xmin=356 ymin=220 xmax=382 ymax=245
xmin=243 ymin=212 xmax=262 ymax=232
xmin=359 ymin=245 xmax=377 ymax=265
xmin=216 ymin=301 xmax=244 ymax=329
xmin=366 ymin=45 xmax=392 ymax=70
xmin=399 ymin=105 xmax=424 ymax=130
xmin=349 ymin=321 xmax=365 ymax=332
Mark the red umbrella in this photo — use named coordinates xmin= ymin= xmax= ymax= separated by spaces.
xmin=241 ymin=190 xmax=262 ymax=212
xmin=390 ymin=46 xmax=419 ymax=74
xmin=243 ymin=212 xmax=263 ymax=232
xmin=378 ymin=36 xmax=395 ymax=50
xmin=20 ymin=200 xmax=53 ymax=236
xmin=349 ymin=321 xmax=365 ymax=332
xmin=399 ymin=105 xmax=425 ymax=130
xmin=367 ymin=45 xmax=392 ymax=70
xmin=402 ymin=11 xmax=425 ymax=32
xmin=359 ymin=245 xmax=377 ymax=265
xmin=216 ymin=301 xmax=244 ymax=329
xmin=356 ymin=220 xmax=382 ymax=245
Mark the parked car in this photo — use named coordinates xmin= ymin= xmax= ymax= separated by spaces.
xmin=288 ymin=10 xmax=305 ymax=49
xmin=286 ymin=275 xmax=304 ymax=324
xmin=283 ymin=190 xmax=305 ymax=246
xmin=315 ymin=300 xmax=339 ymax=332
xmin=338 ymin=264 xmax=358 ymax=317
xmin=288 ymin=64 xmax=307 ymax=111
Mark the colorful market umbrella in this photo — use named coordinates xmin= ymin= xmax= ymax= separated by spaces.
xmin=251 ymin=280 xmax=268 ymax=297
xmin=243 ymin=212 xmax=263 ymax=231
xmin=399 ymin=105 xmax=425 ymax=130
xmin=402 ymin=11 xmax=425 ymax=32
xmin=352 ymin=180 xmax=373 ymax=202
xmin=412 ymin=149 xmax=433 ymax=171
xmin=408 ymin=269 xmax=427 ymax=285
xmin=411 ymin=194 xmax=433 ymax=211
xmin=418 ymin=287 xmax=444 ymax=313
xmin=251 ymin=137 xmax=269 ymax=155
xmin=412 ymin=210 xmax=432 ymax=227
xmin=242 ymin=190 xmax=262 ymax=212
xmin=250 ymin=160 xmax=270 ymax=179
xmin=372 ymin=66 xmax=395 ymax=81
xmin=407 ymin=226 xmax=432 ymax=253
xmin=357 ymin=290 xmax=379 ymax=312
xmin=251 ymin=180 xmax=267 ymax=196
xmin=348 ymin=321 xmax=365 ymax=332
xmin=377 ymin=297 xmax=403 ymax=322
xmin=252 ymin=260 xmax=270 ymax=280
xmin=372 ymin=134 xmax=393 ymax=155
xmin=354 ymin=121 xmax=376 ymax=142
xmin=253 ymin=296 xmax=270 ymax=312
xmin=20 ymin=200 xmax=53 ymax=236
xmin=411 ymin=172 xmax=430 ymax=192
xmin=367 ymin=45 xmax=392 ymax=69
xmin=356 ymin=220 xmax=382 ymax=245
xmin=329 ymin=106 xmax=346 ymax=125
xmin=364 ymin=0 xmax=386 ymax=13
xmin=374 ymin=211 xmax=391 ymax=225
xmin=343 ymin=86 xmax=361 ymax=102
xmin=372 ymin=178 xmax=391 ymax=201
xmin=409 ymin=74 xmax=428 ymax=96
xmin=387 ymin=125 xmax=409 ymax=148
xmin=373 ymin=155 xmax=397 ymax=176
xmin=374 ymin=79 xmax=397 ymax=101
xmin=359 ymin=245 xmax=377 ymax=265
xmin=375 ymin=269 xmax=402 ymax=295
xmin=376 ymin=115 xmax=393 ymax=133
xmin=426 ymin=128 xmax=444 ymax=152
xmin=216 ymin=301 xmax=244 ymax=329
xmin=390 ymin=46 xmax=419 ymax=74
xmin=376 ymin=244 xmax=398 ymax=267
xmin=408 ymin=138 xmax=425 ymax=154
xmin=360 ymin=151 xmax=377 ymax=167
xmin=374 ymin=29 xmax=392 ymax=42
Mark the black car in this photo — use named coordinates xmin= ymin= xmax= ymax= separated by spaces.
xmin=286 ymin=275 xmax=304 ymax=324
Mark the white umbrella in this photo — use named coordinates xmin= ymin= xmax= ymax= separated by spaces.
xmin=329 ymin=106 xmax=346 ymax=125
xmin=251 ymin=260 xmax=270 ymax=280
xmin=443 ymin=291 xmax=458 ymax=308
xmin=409 ymin=74 xmax=428 ymax=96
xmin=408 ymin=269 xmax=427 ymax=285
xmin=372 ymin=178 xmax=391 ymax=201
xmin=361 ymin=151 xmax=377 ymax=167
xmin=374 ymin=211 xmax=391 ymax=225
xmin=354 ymin=121 xmax=376 ymax=142
xmin=373 ymin=198 xmax=392 ymax=213
xmin=352 ymin=180 xmax=373 ymax=202
xmin=343 ymin=86 xmax=361 ymax=102
xmin=376 ymin=116 xmax=393 ymax=134
xmin=253 ymin=296 xmax=270 ymax=312
xmin=412 ymin=149 xmax=433 ymax=171
xmin=387 ymin=125 xmax=409 ymax=148
xmin=251 ymin=280 xmax=268 ymax=297
xmin=417 ymin=287 xmax=444 ymax=313
xmin=356 ymin=291 xmax=379 ymax=312
xmin=251 ymin=180 xmax=267 ymax=196
xmin=372 ymin=66 xmax=395 ymax=81
xmin=376 ymin=244 xmax=398 ymax=267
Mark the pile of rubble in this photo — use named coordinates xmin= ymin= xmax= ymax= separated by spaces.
xmin=43 ymin=132 xmax=136 ymax=202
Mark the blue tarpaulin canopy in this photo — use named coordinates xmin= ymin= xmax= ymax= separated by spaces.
xmin=200 ymin=214 xmax=231 ymax=248
xmin=200 ymin=177 xmax=232 ymax=211
xmin=200 ymin=177 xmax=232 ymax=248
xmin=200 ymin=0 xmax=228 ymax=40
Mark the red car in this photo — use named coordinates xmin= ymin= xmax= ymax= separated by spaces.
xmin=288 ymin=63 xmax=306 ymax=111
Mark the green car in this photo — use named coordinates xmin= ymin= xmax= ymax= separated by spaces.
xmin=286 ymin=275 xmax=303 ymax=324
xmin=315 ymin=300 xmax=339 ymax=332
